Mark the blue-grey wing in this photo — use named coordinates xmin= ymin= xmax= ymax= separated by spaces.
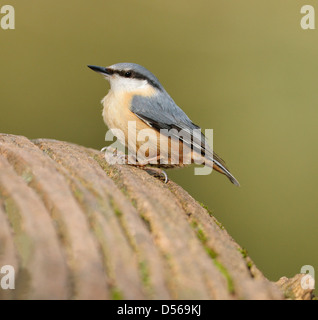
xmin=131 ymin=93 xmax=240 ymax=186
xmin=131 ymin=93 xmax=214 ymax=159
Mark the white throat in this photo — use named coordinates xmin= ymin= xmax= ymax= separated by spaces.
xmin=107 ymin=75 xmax=149 ymax=92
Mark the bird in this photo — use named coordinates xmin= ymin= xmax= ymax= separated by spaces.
xmin=88 ymin=63 xmax=239 ymax=186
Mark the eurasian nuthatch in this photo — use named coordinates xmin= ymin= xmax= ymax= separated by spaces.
xmin=88 ymin=63 xmax=239 ymax=186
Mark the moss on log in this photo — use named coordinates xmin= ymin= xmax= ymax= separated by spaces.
xmin=0 ymin=134 xmax=314 ymax=300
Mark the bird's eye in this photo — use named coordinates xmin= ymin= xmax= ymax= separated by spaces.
xmin=124 ymin=71 xmax=132 ymax=78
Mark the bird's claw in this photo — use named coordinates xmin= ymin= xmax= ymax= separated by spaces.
xmin=161 ymin=170 xmax=168 ymax=184
xmin=101 ymin=147 xmax=169 ymax=183
xmin=101 ymin=146 xmax=117 ymax=154
xmin=145 ymin=168 xmax=169 ymax=184
xmin=101 ymin=146 xmax=128 ymax=164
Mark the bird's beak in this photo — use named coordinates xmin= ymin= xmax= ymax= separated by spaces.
xmin=87 ymin=65 xmax=112 ymax=76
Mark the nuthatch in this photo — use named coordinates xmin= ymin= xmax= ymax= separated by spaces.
xmin=88 ymin=63 xmax=239 ymax=186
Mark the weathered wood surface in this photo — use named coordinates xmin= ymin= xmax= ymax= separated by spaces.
xmin=0 ymin=133 xmax=314 ymax=300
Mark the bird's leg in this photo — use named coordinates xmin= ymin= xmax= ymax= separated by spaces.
xmin=127 ymin=155 xmax=169 ymax=183
xmin=101 ymin=148 xmax=168 ymax=183
xmin=100 ymin=145 xmax=117 ymax=154
xmin=101 ymin=146 xmax=130 ymax=165
xmin=143 ymin=167 xmax=169 ymax=184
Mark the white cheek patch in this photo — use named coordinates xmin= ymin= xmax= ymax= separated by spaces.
xmin=110 ymin=76 xmax=148 ymax=92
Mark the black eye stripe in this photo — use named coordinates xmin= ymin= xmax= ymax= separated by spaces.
xmin=111 ymin=69 xmax=162 ymax=90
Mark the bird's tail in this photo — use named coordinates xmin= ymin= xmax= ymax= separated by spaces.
xmin=212 ymin=159 xmax=240 ymax=186
xmin=204 ymin=151 xmax=240 ymax=186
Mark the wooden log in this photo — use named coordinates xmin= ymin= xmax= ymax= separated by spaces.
xmin=0 ymin=133 xmax=314 ymax=300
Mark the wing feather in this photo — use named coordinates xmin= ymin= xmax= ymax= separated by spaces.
xmin=130 ymin=93 xmax=239 ymax=186
xmin=131 ymin=94 xmax=212 ymax=158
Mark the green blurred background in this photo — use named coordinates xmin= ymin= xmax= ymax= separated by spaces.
xmin=1 ymin=0 xmax=317 ymax=282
